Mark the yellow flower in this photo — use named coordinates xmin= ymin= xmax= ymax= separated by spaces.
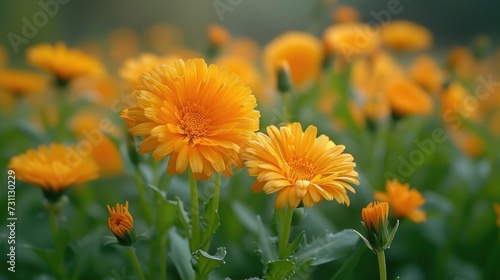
xmin=71 ymin=75 xmax=119 ymax=106
xmin=381 ymin=20 xmax=432 ymax=51
xmin=143 ymin=24 xmax=183 ymax=53
xmin=332 ymin=5 xmax=360 ymax=23
xmin=446 ymin=46 xmax=477 ymax=78
xmin=26 ymin=42 xmax=104 ymax=82
xmin=109 ymin=28 xmax=139 ymax=64
xmin=385 ymin=76 xmax=433 ymax=116
xmin=243 ymin=122 xmax=359 ymax=209
xmin=494 ymin=203 xmax=500 ymax=228
xmin=119 ymin=53 xmax=177 ymax=90
xmin=263 ymin=31 xmax=323 ymax=88
xmin=410 ymin=55 xmax=444 ymax=93
xmin=8 ymin=144 xmax=99 ymax=200
xmin=71 ymin=112 xmax=123 ymax=177
xmin=123 ymin=58 xmax=260 ymax=180
xmin=375 ymin=179 xmax=426 ymax=223
xmin=107 ymin=201 xmax=135 ymax=246
xmin=447 ymin=128 xmax=484 ymax=158
xmin=362 ymin=201 xmax=389 ymax=232
xmin=215 ymin=55 xmax=264 ymax=102
xmin=441 ymin=82 xmax=468 ymax=123
xmin=226 ymin=37 xmax=260 ymax=62
xmin=208 ymin=24 xmax=230 ymax=47
xmin=0 ymin=69 xmax=48 ymax=95
xmin=323 ymin=23 xmax=380 ymax=59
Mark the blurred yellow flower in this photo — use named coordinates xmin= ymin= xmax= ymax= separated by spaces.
xmin=8 ymin=143 xmax=99 ymax=199
xmin=226 ymin=37 xmax=260 ymax=62
xmin=208 ymin=24 xmax=230 ymax=47
xmin=410 ymin=55 xmax=444 ymax=93
xmin=323 ymin=23 xmax=380 ymax=59
xmin=109 ymin=28 xmax=139 ymax=64
xmin=27 ymin=42 xmax=104 ymax=82
xmin=381 ymin=20 xmax=432 ymax=51
xmin=107 ymin=201 xmax=135 ymax=246
xmin=123 ymin=58 xmax=260 ymax=180
xmin=143 ymin=24 xmax=183 ymax=53
xmin=215 ymin=55 xmax=263 ymax=100
xmin=332 ymin=5 xmax=360 ymax=23
xmin=446 ymin=46 xmax=477 ymax=78
xmin=385 ymin=77 xmax=433 ymax=116
xmin=71 ymin=75 xmax=119 ymax=106
xmin=375 ymin=179 xmax=426 ymax=223
xmin=447 ymin=128 xmax=485 ymax=158
xmin=362 ymin=201 xmax=389 ymax=232
xmin=494 ymin=203 xmax=500 ymax=228
xmin=0 ymin=69 xmax=47 ymax=95
xmin=71 ymin=112 xmax=123 ymax=177
xmin=119 ymin=53 xmax=177 ymax=90
xmin=243 ymin=122 xmax=359 ymax=209
xmin=263 ymin=31 xmax=323 ymax=88
xmin=441 ymin=82 xmax=468 ymax=122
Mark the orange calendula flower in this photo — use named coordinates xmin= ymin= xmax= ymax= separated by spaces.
xmin=332 ymin=5 xmax=360 ymax=23
xmin=122 ymin=58 xmax=260 ymax=180
xmin=107 ymin=201 xmax=135 ymax=246
xmin=243 ymin=122 xmax=359 ymax=209
xmin=263 ymin=31 xmax=323 ymax=88
xmin=323 ymin=23 xmax=380 ymax=59
xmin=381 ymin=20 xmax=432 ymax=51
xmin=355 ymin=201 xmax=399 ymax=252
xmin=8 ymin=143 xmax=99 ymax=201
xmin=26 ymin=42 xmax=104 ymax=83
xmin=0 ymin=69 xmax=47 ymax=95
xmin=375 ymin=180 xmax=426 ymax=223
xmin=119 ymin=53 xmax=177 ymax=90
xmin=385 ymin=76 xmax=433 ymax=117
xmin=494 ymin=203 xmax=500 ymax=228
xmin=208 ymin=24 xmax=230 ymax=47
xmin=409 ymin=55 xmax=444 ymax=93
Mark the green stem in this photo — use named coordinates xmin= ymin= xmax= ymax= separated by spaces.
xmin=376 ymin=250 xmax=387 ymax=280
xmin=283 ymin=92 xmax=292 ymax=123
xmin=189 ymin=169 xmax=201 ymax=251
xmin=128 ymin=247 xmax=146 ymax=280
xmin=278 ymin=206 xmax=294 ymax=259
xmin=160 ymin=235 xmax=167 ymax=280
xmin=49 ymin=209 xmax=67 ymax=280
xmin=202 ymin=173 xmax=221 ymax=252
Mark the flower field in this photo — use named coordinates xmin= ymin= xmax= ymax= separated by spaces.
xmin=1 ymin=1 xmax=500 ymax=279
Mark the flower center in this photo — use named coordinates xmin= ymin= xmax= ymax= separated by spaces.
xmin=288 ymin=157 xmax=315 ymax=181
xmin=179 ymin=103 xmax=211 ymax=144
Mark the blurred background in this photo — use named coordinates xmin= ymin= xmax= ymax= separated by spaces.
xmin=1 ymin=0 xmax=500 ymax=62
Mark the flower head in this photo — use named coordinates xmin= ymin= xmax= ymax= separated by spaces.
xmin=243 ymin=122 xmax=359 ymax=209
xmin=119 ymin=53 xmax=177 ymax=90
xmin=323 ymin=23 xmax=380 ymax=59
xmin=0 ymin=69 xmax=48 ymax=96
xmin=26 ymin=42 xmax=104 ymax=83
xmin=410 ymin=55 xmax=444 ymax=93
xmin=263 ymin=31 xmax=323 ymax=88
xmin=355 ymin=201 xmax=399 ymax=252
xmin=332 ymin=5 xmax=360 ymax=23
xmin=8 ymin=143 xmax=99 ymax=201
xmin=107 ymin=201 xmax=135 ymax=246
xmin=122 ymin=58 xmax=260 ymax=180
xmin=385 ymin=76 xmax=433 ymax=117
xmin=208 ymin=24 xmax=230 ymax=48
xmin=375 ymin=179 xmax=426 ymax=223
xmin=381 ymin=20 xmax=432 ymax=51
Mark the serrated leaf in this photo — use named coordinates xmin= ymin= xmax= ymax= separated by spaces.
xmin=201 ymin=194 xmax=220 ymax=247
xmin=295 ymin=229 xmax=359 ymax=267
xmin=192 ymin=247 xmax=226 ymax=277
xmin=256 ymin=215 xmax=278 ymax=263
xmin=285 ymin=231 xmax=305 ymax=257
xmin=175 ymin=197 xmax=190 ymax=235
xmin=169 ymin=230 xmax=195 ymax=280
xmin=265 ymin=260 xmax=295 ymax=280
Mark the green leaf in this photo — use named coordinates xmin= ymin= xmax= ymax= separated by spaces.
xmin=285 ymin=231 xmax=305 ymax=257
xmin=265 ymin=260 xmax=296 ymax=280
xmin=201 ymin=194 xmax=220 ymax=247
xmin=147 ymin=184 xmax=167 ymax=201
xmin=295 ymin=229 xmax=359 ymax=267
xmin=192 ymin=247 xmax=226 ymax=278
xmin=26 ymin=245 xmax=58 ymax=273
xmin=330 ymin=244 xmax=365 ymax=280
xmin=175 ymin=197 xmax=190 ymax=235
xmin=256 ymin=215 xmax=278 ymax=263
xmin=156 ymin=198 xmax=178 ymax=237
xmin=169 ymin=230 xmax=195 ymax=280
